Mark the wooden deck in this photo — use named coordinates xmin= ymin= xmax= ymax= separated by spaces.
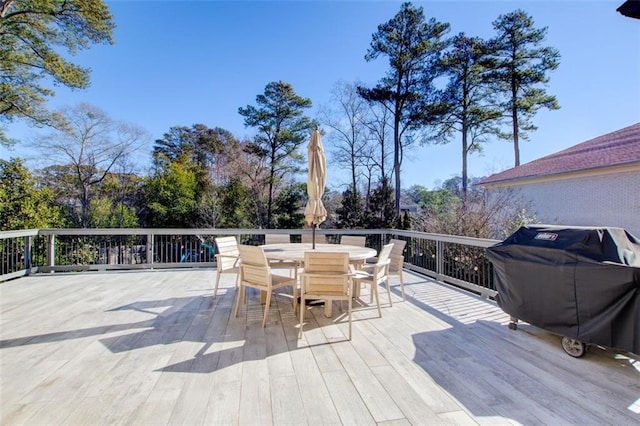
xmin=1 ymin=268 xmax=638 ymax=425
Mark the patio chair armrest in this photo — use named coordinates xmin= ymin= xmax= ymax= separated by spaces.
xmin=216 ymin=254 xmax=240 ymax=260
xmin=301 ymin=271 xmax=355 ymax=278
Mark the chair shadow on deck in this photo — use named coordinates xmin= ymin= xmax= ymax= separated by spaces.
xmin=3 ymin=271 xmax=637 ymax=425
xmin=0 ymin=277 xmax=375 ymax=375
xmin=96 ymin=286 xmax=309 ymax=374
xmin=0 ymin=285 xmax=305 ymax=375
xmin=152 ymin=287 xmax=383 ymax=373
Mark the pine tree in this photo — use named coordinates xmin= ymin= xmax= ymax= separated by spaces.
xmin=359 ymin=2 xmax=450 ymax=221
xmin=336 ymin=187 xmax=364 ymax=229
xmin=490 ymin=9 xmax=560 ymax=166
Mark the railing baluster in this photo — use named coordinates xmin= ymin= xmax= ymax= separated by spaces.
xmin=24 ymin=235 xmax=32 ymax=273
xmin=48 ymin=234 xmax=55 ymax=270
xmin=1 ymin=228 xmax=499 ymax=296
xmin=147 ymin=233 xmax=153 ymax=266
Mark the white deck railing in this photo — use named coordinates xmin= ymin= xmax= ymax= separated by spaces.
xmin=0 ymin=228 xmax=499 ymax=297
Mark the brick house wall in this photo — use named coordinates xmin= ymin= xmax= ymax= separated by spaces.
xmin=479 ymin=123 xmax=640 ymax=238
xmin=490 ymin=168 xmax=640 ymax=237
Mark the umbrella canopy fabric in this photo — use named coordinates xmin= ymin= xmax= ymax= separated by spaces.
xmin=304 ymin=129 xmax=327 ymax=227
xmin=617 ymin=1 xmax=640 ymax=19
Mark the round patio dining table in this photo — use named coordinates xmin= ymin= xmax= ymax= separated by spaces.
xmin=259 ymin=243 xmax=377 ymax=317
xmin=260 ymin=243 xmax=376 ymax=263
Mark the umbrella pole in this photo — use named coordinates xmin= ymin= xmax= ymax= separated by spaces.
xmin=312 ymin=225 xmax=316 ymax=249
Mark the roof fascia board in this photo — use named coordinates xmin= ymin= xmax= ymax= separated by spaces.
xmin=480 ymin=162 xmax=640 ymax=188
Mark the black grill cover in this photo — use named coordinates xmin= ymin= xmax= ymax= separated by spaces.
xmin=486 ymin=225 xmax=640 ymax=354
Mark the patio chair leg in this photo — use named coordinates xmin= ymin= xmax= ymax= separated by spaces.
xmin=298 ymin=296 xmax=305 ymax=339
xmin=292 ymin=284 xmax=298 ymax=313
xmin=214 ymin=275 xmax=221 ymax=298
xmin=385 ymin=279 xmax=393 ymax=307
xmin=234 ymin=285 xmax=243 ymax=318
xmin=399 ymin=272 xmax=405 ymax=301
xmin=374 ymin=285 xmax=382 ymax=318
xmin=262 ymin=290 xmax=272 ymax=328
xmin=348 ymin=296 xmax=352 ymax=340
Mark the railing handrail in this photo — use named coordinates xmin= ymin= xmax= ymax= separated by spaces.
xmin=388 ymin=229 xmax=500 ymax=248
xmin=16 ymin=228 xmax=499 ymax=245
xmin=0 ymin=229 xmax=40 ymax=239
xmin=0 ymin=228 xmax=499 ymax=298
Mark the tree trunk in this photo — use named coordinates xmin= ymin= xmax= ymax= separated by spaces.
xmin=393 ymin=110 xmax=401 ymax=223
xmin=511 ymin=74 xmax=520 ymax=167
xmin=351 ymin=145 xmax=357 ymax=193
xmin=462 ymin=128 xmax=468 ymax=201
xmin=0 ymin=0 xmax=15 ymax=18
xmin=267 ymin=178 xmax=274 ymax=228
xmin=81 ymin=184 xmax=91 ymax=228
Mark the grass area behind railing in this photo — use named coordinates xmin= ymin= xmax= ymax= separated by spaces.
xmin=0 ymin=228 xmax=500 ymax=297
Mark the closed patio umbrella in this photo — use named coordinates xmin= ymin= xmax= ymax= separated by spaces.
xmin=617 ymin=1 xmax=640 ymax=19
xmin=304 ymin=128 xmax=327 ymax=249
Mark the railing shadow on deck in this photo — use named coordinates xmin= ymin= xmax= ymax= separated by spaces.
xmin=400 ymin=273 xmax=640 ymax=424
xmin=2 ymin=268 xmax=638 ymax=424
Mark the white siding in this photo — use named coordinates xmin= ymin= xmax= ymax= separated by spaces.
xmin=490 ymin=170 xmax=640 ymax=237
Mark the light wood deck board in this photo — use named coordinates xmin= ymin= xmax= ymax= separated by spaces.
xmin=1 ymin=269 xmax=639 ymax=425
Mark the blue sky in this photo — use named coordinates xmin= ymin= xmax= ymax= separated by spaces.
xmin=2 ymin=0 xmax=639 ymax=190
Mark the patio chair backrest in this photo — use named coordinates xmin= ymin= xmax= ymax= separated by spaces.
xmin=374 ymin=243 xmax=394 ymax=282
xmin=388 ymin=238 xmax=408 ymax=300
xmin=265 ymin=234 xmax=291 ymax=244
xmin=215 ymin=236 xmax=240 ymax=271
xmin=237 ymin=244 xmax=270 ymax=287
xmin=389 ymin=239 xmax=407 ymax=272
xmin=301 ymin=233 xmax=327 ymax=244
xmin=300 ymin=251 xmax=353 ymax=339
xmin=341 ymin=235 xmax=366 ymax=247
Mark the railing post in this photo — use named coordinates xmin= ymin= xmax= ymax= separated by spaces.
xmin=24 ymin=235 xmax=32 ymax=274
xmin=47 ymin=234 xmax=56 ymax=272
xmin=436 ymin=240 xmax=444 ymax=282
xmin=147 ymin=233 xmax=154 ymax=267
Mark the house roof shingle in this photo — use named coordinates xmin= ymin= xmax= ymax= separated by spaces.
xmin=478 ymin=122 xmax=640 ymax=185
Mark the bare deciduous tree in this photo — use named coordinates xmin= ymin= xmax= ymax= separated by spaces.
xmin=319 ymin=80 xmax=370 ymax=192
xmin=31 ymin=103 xmax=149 ymax=227
xmin=413 ymin=186 xmax=537 ymax=239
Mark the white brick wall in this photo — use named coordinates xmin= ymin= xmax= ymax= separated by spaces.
xmin=489 ymin=169 xmax=640 ymax=237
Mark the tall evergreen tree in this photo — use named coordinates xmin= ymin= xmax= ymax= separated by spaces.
xmin=359 ymin=2 xmax=450 ymax=220
xmin=400 ymin=210 xmax=412 ymax=230
xmin=0 ymin=0 xmax=115 ymax=146
xmin=336 ymin=187 xmax=365 ymax=229
xmin=490 ymin=9 xmax=560 ymax=166
xmin=152 ymin=124 xmax=230 ymax=171
xmin=273 ymin=183 xmax=306 ymax=229
xmin=437 ymin=33 xmax=502 ymax=198
xmin=364 ymin=177 xmax=396 ymax=229
xmin=238 ymin=81 xmax=316 ymax=228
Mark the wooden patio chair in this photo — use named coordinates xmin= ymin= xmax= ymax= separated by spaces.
xmin=340 ymin=235 xmax=367 ymax=269
xmin=340 ymin=235 xmax=366 ymax=247
xmin=301 ymin=233 xmax=326 ymax=244
xmin=213 ymin=236 xmax=240 ymax=298
xmin=234 ymin=244 xmax=298 ymax=328
xmin=264 ymin=233 xmax=299 ymax=277
xmin=389 ymin=239 xmax=408 ymax=301
xmin=264 ymin=234 xmax=291 ymax=244
xmin=352 ymin=243 xmax=394 ymax=315
xmin=299 ymin=251 xmax=353 ymax=340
